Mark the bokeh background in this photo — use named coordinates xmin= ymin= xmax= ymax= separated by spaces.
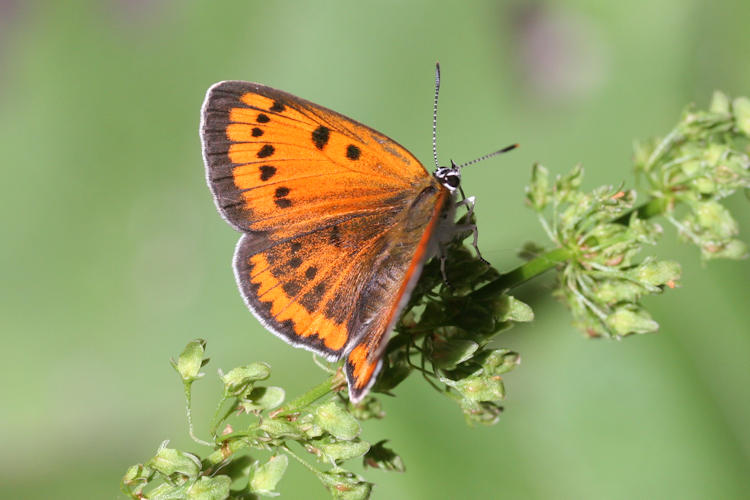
xmin=2 ymin=1 xmax=749 ymax=498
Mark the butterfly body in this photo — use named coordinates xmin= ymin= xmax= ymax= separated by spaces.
xmin=201 ymin=81 xmax=461 ymax=402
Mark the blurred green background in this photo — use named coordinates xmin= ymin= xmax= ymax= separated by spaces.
xmin=1 ymin=1 xmax=749 ymax=498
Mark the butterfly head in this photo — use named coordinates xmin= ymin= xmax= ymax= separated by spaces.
xmin=434 ymin=161 xmax=462 ymax=192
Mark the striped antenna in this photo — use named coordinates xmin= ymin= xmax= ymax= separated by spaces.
xmin=457 ymin=143 xmax=519 ymax=169
xmin=432 ymin=62 xmax=441 ymax=169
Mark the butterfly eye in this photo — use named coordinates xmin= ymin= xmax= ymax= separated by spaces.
xmin=446 ymin=175 xmax=460 ymax=188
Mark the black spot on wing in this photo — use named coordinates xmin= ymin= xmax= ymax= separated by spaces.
xmin=259 ymin=165 xmax=276 ymax=181
xmin=257 ymin=144 xmax=274 ymax=158
xmin=300 ymin=282 xmax=327 ymax=311
xmin=274 ymin=186 xmax=292 ymax=208
xmin=289 ymin=256 xmax=302 ymax=269
xmin=305 ymin=266 xmax=318 ymax=280
xmin=251 ymin=127 xmax=263 ymax=137
xmin=257 ymin=113 xmax=270 ymax=123
xmin=346 ymin=145 xmax=361 ymax=160
xmin=270 ymin=101 xmax=285 ymax=112
xmin=282 ymin=281 xmax=302 ymax=297
xmin=312 ymin=126 xmax=330 ymax=150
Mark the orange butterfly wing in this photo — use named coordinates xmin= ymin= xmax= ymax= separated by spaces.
xmin=201 ymin=81 xmax=452 ymax=402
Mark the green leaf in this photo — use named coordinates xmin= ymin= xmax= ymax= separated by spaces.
xmin=706 ymin=238 xmax=749 ymax=260
xmin=259 ymin=418 xmax=306 ymax=441
xmin=121 ymin=463 xmax=153 ymax=496
xmin=695 ymin=200 xmax=738 ymax=239
xmin=371 ymin=362 xmax=411 ymax=393
xmin=480 ymin=349 xmax=521 ymax=376
xmin=316 ymin=470 xmax=373 ymax=500
xmin=314 ymin=439 xmax=371 ymax=463
xmin=606 ymin=307 xmax=659 ymax=336
xmin=315 ymin=400 xmax=361 ymax=440
xmin=506 ymin=296 xmax=534 ymax=322
xmin=443 ymin=374 xmax=505 ymax=402
xmin=452 ymin=301 xmax=496 ymax=334
xmin=148 ymin=445 xmax=201 ymax=480
xmin=732 ymin=96 xmax=750 ymax=136
xmin=526 ymin=163 xmax=550 ymax=210
xmin=241 ymin=386 xmax=285 ymax=412
xmin=592 ymin=279 xmax=644 ymax=304
xmin=634 ymin=260 xmax=681 ymax=288
xmin=171 ymin=339 xmax=208 ymax=382
xmin=149 ymin=482 xmax=190 ymax=500
xmin=221 ymin=362 xmax=271 ymax=395
xmin=363 ymin=440 xmax=405 ymax=472
xmin=556 ymin=164 xmax=584 ymax=200
xmin=186 ymin=475 xmax=231 ymax=500
xmin=461 ymin=401 xmax=504 ymax=426
xmin=430 ymin=338 xmax=479 ymax=369
xmin=248 ymin=454 xmax=288 ymax=497
xmin=710 ymin=90 xmax=731 ymax=113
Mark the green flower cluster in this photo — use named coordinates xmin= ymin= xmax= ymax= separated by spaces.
xmin=526 ymin=92 xmax=749 ymax=338
xmin=527 ymin=165 xmax=681 ymax=338
xmin=122 ymin=340 xmax=392 ymax=500
xmin=635 ymin=92 xmax=750 ymax=259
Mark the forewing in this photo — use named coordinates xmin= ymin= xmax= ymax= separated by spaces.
xmin=201 ymin=81 xmax=430 ymax=240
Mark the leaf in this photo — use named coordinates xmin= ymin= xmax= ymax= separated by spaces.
xmin=732 ymin=96 xmax=750 ymax=136
xmin=171 ymin=339 xmax=208 ymax=382
xmin=315 ymin=400 xmax=361 ymax=440
xmin=148 ymin=445 xmax=201 ymax=480
xmin=506 ymin=297 xmax=534 ymax=322
xmin=221 ymin=362 xmax=271 ymax=395
xmin=363 ymin=440 xmax=405 ymax=472
xmin=241 ymin=386 xmax=285 ymax=412
xmin=316 ymin=470 xmax=373 ymax=500
xmin=430 ymin=338 xmax=479 ymax=369
xmin=526 ymin=163 xmax=550 ymax=211
xmin=606 ymin=307 xmax=659 ymax=336
xmin=249 ymin=455 xmax=288 ymax=497
xmin=186 ymin=476 xmax=231 ymax=500
xmin=315 ymin=439 xmax=371 ymax=463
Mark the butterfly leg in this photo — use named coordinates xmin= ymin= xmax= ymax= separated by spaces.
xmin=439 ymin=244 xmax=453 ymax=288
xmin=454 ymin=196 xmax=490 ymax=266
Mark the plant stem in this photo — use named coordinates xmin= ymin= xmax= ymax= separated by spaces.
xmin=471 ymin=246 xmax=574 ymax=300
xmin=613 ymin=197 xmax=669 ymax=225
xmin=271 ymin=370 xmax=346 ymax=417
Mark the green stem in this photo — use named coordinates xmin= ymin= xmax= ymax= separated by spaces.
xmin=271 ymin=371 xmax=346 ymax=417
xmin=613 ymin=197 xmax=669 ymax=225
xmin=471 ymin=246 xmax=573 ymax=300
xmin=184 ymin=381 xmax=212 ymax=447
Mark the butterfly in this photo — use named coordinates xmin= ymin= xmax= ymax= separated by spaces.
xmin=200 ymin=64 xmax=516 ymax=403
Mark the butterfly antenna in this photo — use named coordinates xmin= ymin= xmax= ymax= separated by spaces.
xmin=432 ymin=62 xmax=441 ymax=169
xmin=457 ymin=143 xmax=519 ymax=169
